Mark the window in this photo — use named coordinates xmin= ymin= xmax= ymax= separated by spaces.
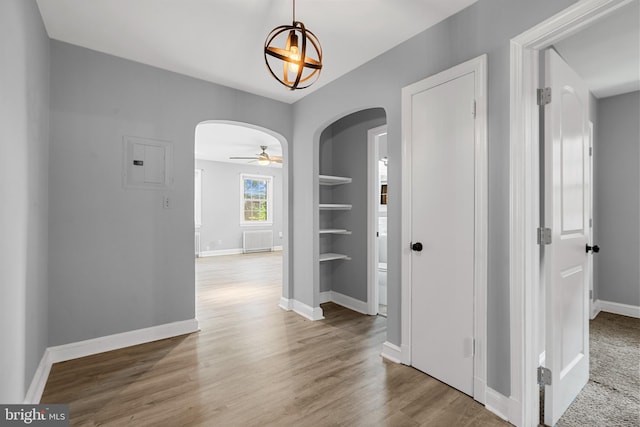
xmin=240 ymin=174 xmax=273 ymax=225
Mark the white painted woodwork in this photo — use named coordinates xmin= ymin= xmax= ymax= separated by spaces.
xmin=409 ymin=71 xmax=476 ymax=396
xmin=543 ymin=48 xmax=591 ymax=426
xmin=318 ymin=204 xmax=352 ymax=210
xmin=318 ymin=175 xmax=352 ymax=185
xmin=319 ymin=253 xmax=351 ymax=262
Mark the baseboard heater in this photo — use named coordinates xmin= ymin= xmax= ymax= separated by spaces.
xmin=243 ymin=230 xmax=273 ymax=253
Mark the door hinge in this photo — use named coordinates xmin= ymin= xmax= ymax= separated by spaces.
xmin=472 ymin=100 xmax=477 ymax=118
xmin=590 ymin=289 xmax=593 ymax=300
xmin=538 ymin=366 xmax=552 ymax=386
xmin=537 ymin=227 xmax=552 ymax=245
xmin=537 ymin=88 xmax=552 ymax=105
xmin=589 ymin=218 xmax=593 ymax=228
xmin=589 ymin=146 xmax=593 ymax=156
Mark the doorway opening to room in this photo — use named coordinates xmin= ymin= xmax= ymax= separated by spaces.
xmin=316 ymin=108 xmax=387 ymax=319
xmin=194 ymin=121 xmax=289 ymax=321
xmin=510 ymin=1 xmax=639 ymax=425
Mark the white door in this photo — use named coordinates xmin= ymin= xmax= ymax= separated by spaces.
xmin=410 ymin=71 xmax=476 ymax=395
xmin=543 ymin=48 xmax=590 ymax=425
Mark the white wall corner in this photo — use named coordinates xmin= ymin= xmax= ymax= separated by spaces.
xmin=329 ymin=291 xmax=368 ymax=314
xmin=381 ymin=342 xmax=402 ymax=363
xmin=292 ymin=300 xmax=325 ymax=321
xmin=318 ymin=291 xmax=332 ymax=304
xmin=598 ymin=300 xmax=640 ymax=319
xmin=47 ymin=319 xmax=200 ymax=364
xmin=23 ymin=350 xmax=54 ymax=404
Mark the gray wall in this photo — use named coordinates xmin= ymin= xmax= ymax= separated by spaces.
xmin=319 ymin=109 xmax=386 ymax=300
xmin=196 ymin=160 xmax=284 ymax=252
xmin=0 ymin=0 xmax=50 ymax=402
xmin=595 ymin=91 xmax=640 ymax=306
xmin=292 ymin=0 xmax=578 ymax=395
xmin=48 ymin=41 xmax=292 ymax=346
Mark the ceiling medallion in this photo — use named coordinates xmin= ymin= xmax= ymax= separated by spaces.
xmin=264 ymin=0 xmax=323 ymax=90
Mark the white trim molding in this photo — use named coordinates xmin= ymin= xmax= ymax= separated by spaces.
xmin=367 ymin=125 xmax=388 ymax=316
xmin=279 ymin=297 xmax=293 ymax=311
xmin=381 ymin=342 xmax=402 ymax=364
xmin=292 ymin=300 xmax=325 ymax=321
xmin=24 ymin=319 xmax=199 ymax=404
xmin=319 ymin=291 xmax=369 ymax=314
xmin=509 ymin=1 xmax=632 ymax=426
xmin=401 ymin=54 xmax=488 ymax=404
xmin=485 ymin=388 xmax=511 ymax=422
xmin=596 ymin=300 xmax=640 ymax=318
xmin=199 ymin=248 xmax=244 ymax=257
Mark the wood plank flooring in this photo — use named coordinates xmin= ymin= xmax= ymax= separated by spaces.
xmin=41 ymin=252 xmax=510 ymax=426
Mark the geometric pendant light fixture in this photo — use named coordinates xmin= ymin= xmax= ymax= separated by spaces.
xmin=264 ymin=0 xmax=323 ymax=90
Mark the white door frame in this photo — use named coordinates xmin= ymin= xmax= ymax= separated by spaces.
xmin=401 ymin=54 xmax=488 ymax=403
xmin=367 ymin=125 xmax=388 ymax=315
xmin=508 ymin=1 xmax=631 ymax=425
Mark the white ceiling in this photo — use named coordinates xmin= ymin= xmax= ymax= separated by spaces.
xmin=35 ymin=0 xmax=477 ymax=104
xmin=195 ymin=122 xmax=283 ymax=167
xmin=554 ymin=0 xmax=640 ymax=98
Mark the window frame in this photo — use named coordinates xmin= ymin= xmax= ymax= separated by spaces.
xmin=239 ymin=173 xmax=273 ymax=226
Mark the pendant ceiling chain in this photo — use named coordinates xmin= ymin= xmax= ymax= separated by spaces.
xmin=263 ymin=0 xmax=323 ymax=90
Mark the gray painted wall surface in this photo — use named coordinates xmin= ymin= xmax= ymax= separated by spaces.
xmin=48 ymin=41 xmax=292 ymax=346
xmin=595 ymin=91 xmax=640 ymax=306
xmin=292 ymin=0 xmax=577 ymax=395
xmin=196 ymin=160 xmax=283 ymax=252
xmin=319 ymin=109 xmax=386 ymax=301
xmin=0 ymin=0 xmax=50 ymax=402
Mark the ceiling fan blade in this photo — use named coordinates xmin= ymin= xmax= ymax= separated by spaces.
xmin=229 ymin=156 xmax=259 ymax=160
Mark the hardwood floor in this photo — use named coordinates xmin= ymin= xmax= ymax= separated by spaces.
xmin=41 ymin=252 xmax=510 ymax=426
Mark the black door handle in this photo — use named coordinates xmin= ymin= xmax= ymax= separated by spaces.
xmin=411 ymin=242 xmax=423 ymax=252
xmin=586 ymin=244 xmax=600 ymax=254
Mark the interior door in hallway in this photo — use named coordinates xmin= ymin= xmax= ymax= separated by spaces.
xmin=410 ymin=71 xmax=476 ymax=396
xmin=543 ymin=48 xmax=591 ymax=426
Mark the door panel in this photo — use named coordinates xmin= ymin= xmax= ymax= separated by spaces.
xmin=544 ymin=48 xmax=590 ymax=426
xmin=410 ymin=71 xmax=475 ymax=396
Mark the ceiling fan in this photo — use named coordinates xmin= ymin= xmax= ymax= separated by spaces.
xmin=229 ymin=145 xmax=282 ymax=165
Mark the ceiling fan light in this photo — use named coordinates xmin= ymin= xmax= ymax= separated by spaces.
xmin=258 ymin=159 xmax=270 ymax=166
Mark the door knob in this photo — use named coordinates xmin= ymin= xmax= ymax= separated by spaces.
xmin=586 ymin=244 xmax=600 ymax=254
xmin=411 ymin=242 xmax=423 ymax=252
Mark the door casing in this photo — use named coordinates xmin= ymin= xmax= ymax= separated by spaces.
xmin=400 ymin=54 xmax=488 ymax=404
xmin=509 ymin=1 xmax=632 ymax=426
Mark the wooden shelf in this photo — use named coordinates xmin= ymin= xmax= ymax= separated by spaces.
xmin=319 ymin=175 xmax=352 ymax=186
xmin=319 ymin=229 xmax=352 ymax=235
xmin=319 ymin=204 xmax=352 ymax=210
xmin=319 ymin=253 xmax=351 ymax=262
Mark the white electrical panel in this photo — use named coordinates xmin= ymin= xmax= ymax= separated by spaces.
xmin=123 ymin=136 xmax=173 ymax=190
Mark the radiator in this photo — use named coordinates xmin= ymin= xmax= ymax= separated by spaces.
xmin=195 ymin=231 xmax=201 ymax=257
xmin=243 ymin=230 xmax=273 ymax=253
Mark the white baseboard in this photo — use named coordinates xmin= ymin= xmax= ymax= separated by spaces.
xmin=273 ymin=245 xmax=283 ymax=251
xmin=596 ymin=299 xmax=640 ymax=318
xmin=381 ymin=342 xmax=402 ymax=363
xmin=485 ymin=387 xmax=510 ymax=422
xmin=292 ymin=300 xmax=324 ymax=321
xmin=199 ymin=248 xmax=243 ymax=257
xmin=23 ymin=319 xmax=199 ymax=404
xmin=330 ymin=291 xmax=368 ymax=314
xmin=318 ymin=291 xmax=368 ymax=314
xmin=279 ymin=297 xmax=293 ymax=311
xmin=23 ymin=351 xmax=54 ymax=404
xmin=319 ymin=291 xmax=332 ymax=304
